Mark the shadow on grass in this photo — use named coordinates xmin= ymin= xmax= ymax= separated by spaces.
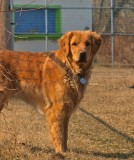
xmin=79 ymin=108 xmax=134 ymax=144
xmin=20 ymin=142 xmax=53 ymax=153
xmin=92 ymin=151 xmax=134 ymax=159
xmin=69 ymin=148 xmax=90 ymax=155
xmin=79 ymin=108 xmax=134 ymax=159
xmin=20 ymin=143 xmax=65 ymax=160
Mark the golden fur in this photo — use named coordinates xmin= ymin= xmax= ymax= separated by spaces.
xmin=0 ymin=30 xmax=102 ymax=153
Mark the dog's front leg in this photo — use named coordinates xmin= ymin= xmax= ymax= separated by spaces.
xmin=46 ymin=105 xmax=70 ymax=153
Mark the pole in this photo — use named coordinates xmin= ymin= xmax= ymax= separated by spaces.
xmin=91 ymin=0 xmax=93 ymax=31
xmin=45 ymin=0 xmax=48 ymax=52
xmin=5 ymin=0 xmax=13 ymax=50
xmin=9 ymin=0 xmax=14 ymax=50
xmin=111 ymin=0 xmax=114 ymax=66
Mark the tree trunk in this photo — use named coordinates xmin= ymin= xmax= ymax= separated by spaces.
xmin=0 ymin=0 xmax=12 ymax=50
xmin=0 ymin=0 xmax=6 ymax=50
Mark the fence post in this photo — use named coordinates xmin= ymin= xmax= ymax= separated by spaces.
xmin=45 ymin=0 xmax=48 ymax=52
xmin=9 ymin=0 xmax=14 ymax=50
xmin=5 ymin=0 xmax=13 ymax=50
xmin=111 ymin=0 xmax=114 ymax=66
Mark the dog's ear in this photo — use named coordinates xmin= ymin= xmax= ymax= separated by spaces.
xmin=91 ymin=32 xmax=102 ymax=54
xmin=58 ymin=31 xmax=73 ymax=56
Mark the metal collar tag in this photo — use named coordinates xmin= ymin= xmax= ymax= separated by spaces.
xmin=80 ymin=77 xmax=87 ymax=84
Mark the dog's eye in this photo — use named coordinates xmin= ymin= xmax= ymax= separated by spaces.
xmin=85 ymin=42 xmax=90 ymax=46
xmin=72 ymin=42 xmax=77 ymax=46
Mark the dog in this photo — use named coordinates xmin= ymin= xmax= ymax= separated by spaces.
xmin=0 ymin=30 xmax=102 ymax=153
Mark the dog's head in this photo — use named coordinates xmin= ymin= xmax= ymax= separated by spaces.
xmin=58 ymin=30 xmax=102 ymax=74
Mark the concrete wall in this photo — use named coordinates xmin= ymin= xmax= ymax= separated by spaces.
xmin=14 ymin=39 xmax=59 ymax=52
xmin=13 ymin=0 xmax=92 ymax=52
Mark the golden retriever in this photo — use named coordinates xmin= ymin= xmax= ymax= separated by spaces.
xmin=0 ymin=30 xmax=102 ymax=153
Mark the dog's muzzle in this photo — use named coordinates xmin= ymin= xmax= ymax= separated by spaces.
xmin=78 ymin=51 xmax=87 ymax=62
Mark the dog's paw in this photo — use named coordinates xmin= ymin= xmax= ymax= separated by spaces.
xmin=50 ymin=153 xmax=65 ymax=160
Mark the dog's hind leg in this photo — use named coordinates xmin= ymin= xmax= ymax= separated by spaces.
xmin=0 ymin=91 xmax=7 ymax=112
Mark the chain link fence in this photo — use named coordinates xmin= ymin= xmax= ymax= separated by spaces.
xmin=0 ymin=0 xmax=134 ymax=66
xmin=92 ymin=0 xmax=134 ymax=66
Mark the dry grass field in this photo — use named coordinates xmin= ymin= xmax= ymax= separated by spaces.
xmin=0 ymin=66 xmax=134 ymax=160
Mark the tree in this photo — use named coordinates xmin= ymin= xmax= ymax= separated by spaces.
xmin=93 ymin=0 xmax=134 ymax=34
xmin=104 ymin=0 xmax=127 ymax=33
xmin=0 ymin=0 xmax=6 ymax=50
xmin=0 ymin=0 xmax=12 ymax=50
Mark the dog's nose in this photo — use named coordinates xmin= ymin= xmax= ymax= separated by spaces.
xmin=79 ymin=51 xmax=86 ymax=62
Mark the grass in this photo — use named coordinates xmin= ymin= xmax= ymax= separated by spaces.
xmin=0 ymin=66 xmax=134 ymax=160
